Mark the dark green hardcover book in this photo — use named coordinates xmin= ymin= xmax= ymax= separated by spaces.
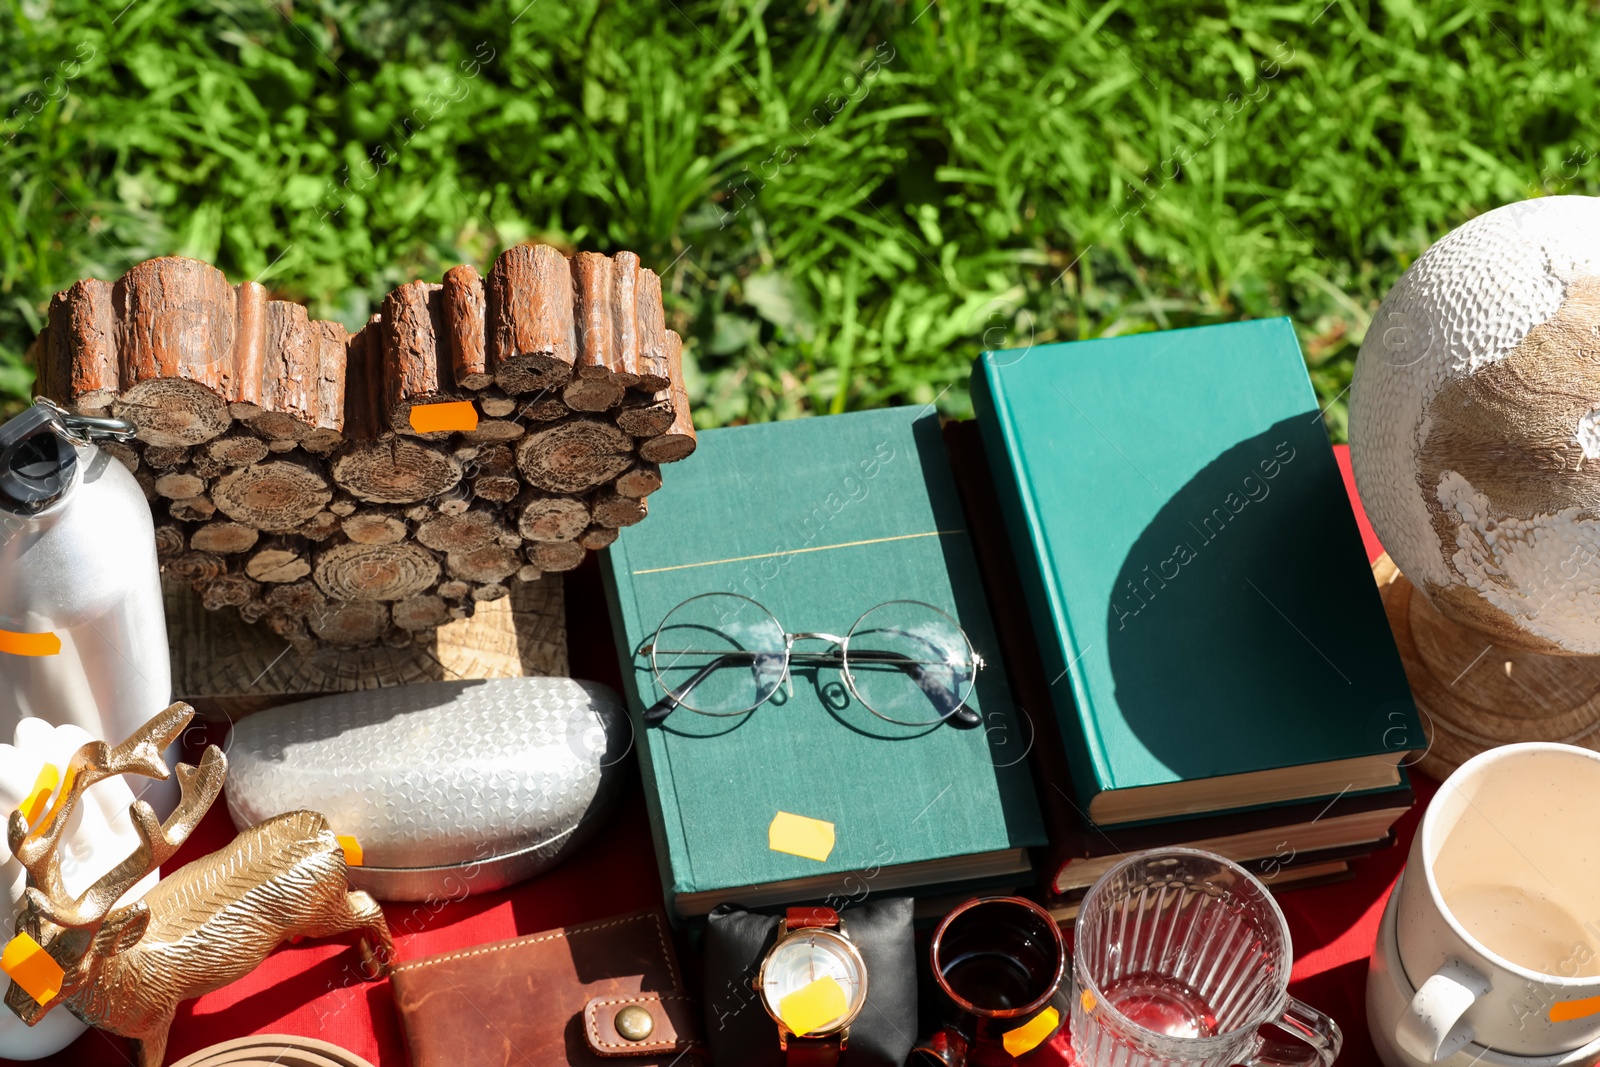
xmin=602 ymin=406 xmax=1046 ymax=916
xmin=971 ymin=319 xmax=1421 ymax=827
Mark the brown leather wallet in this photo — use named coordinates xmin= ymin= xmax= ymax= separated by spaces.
xmin=389 ymin=908 xmax=704 ymax=1066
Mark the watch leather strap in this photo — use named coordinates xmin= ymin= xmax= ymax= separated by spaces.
xmin=785 ymin=1037 xmax=842 ymax=1066
xmin=784 ymin=906 xmax=839 ymax=930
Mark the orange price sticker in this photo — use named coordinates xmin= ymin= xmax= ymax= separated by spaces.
xmin=337 ymin=835 xmax=364 ymax=867
xmin=1552 ymin=994 xmax=1600 ymax=1023
xmin=1002 ymin=1006 xmax=1060 ymax=1057
xmin=409 ymin=401 xmax=479 ymax=434
xmin=0 ymin=630 xmax=60 ymax=657
xmin=2 ymin=933 xmax=64 ymax=1006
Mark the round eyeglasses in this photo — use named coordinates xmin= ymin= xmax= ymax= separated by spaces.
xmin=637 ymin=592 xmax=984 ymax=728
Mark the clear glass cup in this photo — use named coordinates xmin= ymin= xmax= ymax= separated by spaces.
xmin=1070 ymin=848 xmax=1342 ymax=1067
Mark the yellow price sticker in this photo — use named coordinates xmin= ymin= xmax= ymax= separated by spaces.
xmin=778 ymin=976 xmax=847 ymax=1037
xmin=1002 ymin=1006 xmax=1060 ymax=1057
xmin=769 ymin=812 xmax=835 ymax=862
xmin=2 ymin=933 xmax=64 ymax=1006
xmin=337 ymin=835 xmax=364 ymax=867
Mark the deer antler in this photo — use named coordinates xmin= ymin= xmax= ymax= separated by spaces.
xmin=8 ymin=703 xmax=199 ymax=929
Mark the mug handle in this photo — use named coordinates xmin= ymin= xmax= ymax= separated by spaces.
xmin=1245 ymin=995 xmax=1344 ymax=1067
xmin=1394 ymin=958 xmax=1491 ymax=1062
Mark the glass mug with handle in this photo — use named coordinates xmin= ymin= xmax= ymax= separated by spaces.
xmin=637 ymin=592 xmax=984 ymax=728
xmin=1071 ymin=848 xmax=1342 ymax=1067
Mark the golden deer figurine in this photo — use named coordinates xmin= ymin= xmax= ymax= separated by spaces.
xmin=2 ymin=702 xmax=392 ymax=1067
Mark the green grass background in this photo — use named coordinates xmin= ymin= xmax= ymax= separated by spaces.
xmin=3 ymin=0 xmax=1598 ymax=439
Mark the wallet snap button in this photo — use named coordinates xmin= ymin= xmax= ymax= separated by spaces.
xmin=616 ymin=1005 xmax=655 ymax=1041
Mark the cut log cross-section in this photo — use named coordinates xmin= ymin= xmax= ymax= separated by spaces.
xmin=114 ymin=258 xmax=237 ymax=446
xmin=34 ymin=244 xmax=698 ymax=651
xmin=488 ymin=243 xmax=576 ymax=395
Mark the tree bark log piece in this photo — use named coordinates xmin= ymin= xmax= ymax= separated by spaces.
xmin=205 ymin=433 xmax=270 ymax=468
xmin=516 ymin=564 xmax=543 ymax=583
xmin=168 ymin=551 xmax=226 ymax=586
xmin=295 ymin=510 xmax=342 ymax=542
xmin=211 ymin=459 xmax=332 ymax=532
xmin=302 ymin=319 xmax=349 ymax=453
xmin=341 ymin=316 xmax=388 ymax=442
xmin=563 ymin=252 xmax=627 ymax=412
xmin=488 ymin=243 xmax=576 ymax=395
xmin=435 ymin=483 xmax=473 ymax=516
xmin=313 ymin=542 xmax=441 ymax=601
xmin=168 ymin=496 xmax=216 ymax=523
xmin=142 ymin=445 xmax=189 ymax=469
xmin=245 ymin=542 xmax=312 ymax=584
xmin=470 ymin=474 xmax=521 ymax=504
xmin=616 ymin=327 xmax=683 ymax=437
xmin=527 ymin=541 xmax=586 ymax=573
xmin=392 ymin=593 xmax=452 ymax=631
xmin=436 ymin=580 xmax=471 ymax=600
xmin=331 ymin=438 xmax=462 ymax=504
xmin=342 ymin=510 xmax=409 ymax=545
xmin=615 ymin=463 xmax=663 ymax=498
xmin=190 ymin=521 xmax=259 ymax=555
xmin=472 ymin=583 xmax=509 ymax=602
xmin=200 ymin=574 xmax=260 ymax=612
xmin=189 ymin=450 xmax=228 ymax=480
xmin=516 ymin=418 xmax=634 ymax=493
xmin=154 ymin=524 xmax=187 ymax=559
xmin=112 ymin=258 xmax=235 ymax=446
xmin=517 ymin=494 xmax=589 ymax=542
xmin=638 ymin=353 xmax=697 ymax=464
xmin=592 ymin=492 xmax=648 ymax=528
xmin=43 ymin=279 xmax=119 ymax=413
xmin=228 ymin=280 xmax=267 ymax=418
xmin=461 ymin=419 xmax=524 ymax=443
xmin=308 ymin=600 xmax=391 ymax=647
xmin=443 ymin=264 xmax=490 ymax=390
xmin=264 ymin=580 xmax=326 ymax=618
xmin=446 ymin=543 xmax=521 ymax=584
xmin=248 ymin=300 xmax=317 ymax=444
xmin=578 ymin=525 xmax=619 ymax=550
xmin=478 ymin=394 xmax=516 ymax=417
xmin=99 ymin=441 xmax=138 ymax=473
xmin=633 ymin=266 xmax=672 ymax=392
xmin=153 ymin=472 xmax=205 ymax=500
xmin=383 ymin=281 xmax=451 ymax=436
xmin=417 ymin=509 xmax=502 ymax=553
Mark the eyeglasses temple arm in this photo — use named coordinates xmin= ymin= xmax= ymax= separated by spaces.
xmin=643 ymin=652 xmax=770 ymax=724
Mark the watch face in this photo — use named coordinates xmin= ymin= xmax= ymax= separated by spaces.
xmin=760 ymin=929 xmax=867 ymax=1035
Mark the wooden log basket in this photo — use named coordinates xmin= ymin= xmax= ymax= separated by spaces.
xmin=31 ymin=246 xmax=697 ymax=650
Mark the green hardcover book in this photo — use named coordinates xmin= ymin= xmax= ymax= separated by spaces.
xmin=602 ymin=406 xmax=1046 ymax=916
xmin=971 ymin=319 xmax=1422 ymax=827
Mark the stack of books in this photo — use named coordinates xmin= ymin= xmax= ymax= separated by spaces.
xmin=599 ymin=318 xmax=1419 ymax=923
xmin=963 ymin=318 xmax=1420 ymax=919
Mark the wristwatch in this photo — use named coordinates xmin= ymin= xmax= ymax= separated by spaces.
xmin=755 ymin=906 xmax=869 ymax=1065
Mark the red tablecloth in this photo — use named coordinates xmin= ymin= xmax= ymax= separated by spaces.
xmin=6 ymin=444 xmax=1410 ymax=1067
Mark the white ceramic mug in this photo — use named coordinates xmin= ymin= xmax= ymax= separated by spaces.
xmin=1395 ymin=743 xmax=1600 ymax=1060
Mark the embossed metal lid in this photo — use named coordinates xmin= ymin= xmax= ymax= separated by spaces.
xmin=225 ymin=677 xmax=632 ymax=900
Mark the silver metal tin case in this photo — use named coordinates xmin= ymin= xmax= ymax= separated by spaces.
xmin=224 ymin=678 xmax=631 ymax=901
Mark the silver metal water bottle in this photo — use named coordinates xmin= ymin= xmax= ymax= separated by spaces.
xmin=0 ymin=399 xmax=176 ymax=812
